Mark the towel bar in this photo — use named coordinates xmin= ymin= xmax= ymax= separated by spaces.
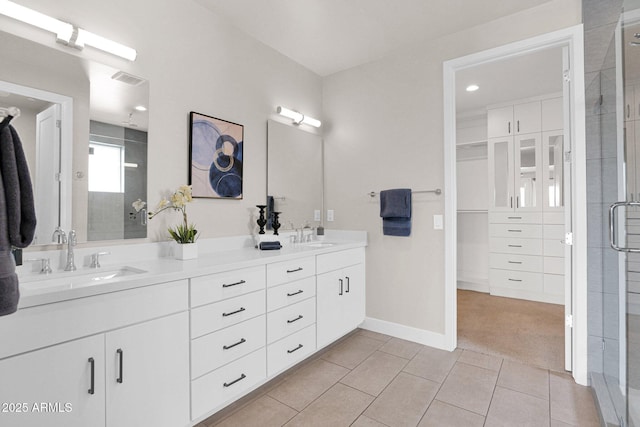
xmin=368 ymin=189 xmax=442 ymax=197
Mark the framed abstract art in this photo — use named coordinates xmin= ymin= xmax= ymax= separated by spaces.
xmin=189 ymin=111 xmax=244 ymax=199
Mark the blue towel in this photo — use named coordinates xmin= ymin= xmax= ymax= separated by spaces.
xmin=380 ymin=189 xmax=411 ymax=236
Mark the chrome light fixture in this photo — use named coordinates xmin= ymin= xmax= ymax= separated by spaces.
xmin=0 ymin=0 xmax=137 ymax=61
xmin=277 ymin=106 xmax=321 ymax=128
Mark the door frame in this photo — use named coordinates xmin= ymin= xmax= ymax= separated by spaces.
xmin=443 ymin=25 xmax=588 ymax=385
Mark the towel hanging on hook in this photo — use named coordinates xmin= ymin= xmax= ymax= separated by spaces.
xmin=0 ymin=107 xmax=21 ymax=127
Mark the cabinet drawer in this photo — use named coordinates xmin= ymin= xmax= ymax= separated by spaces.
xmin=489 ymin=237 xmax=543 ymax=256
xmin=267 ymin=256 xmax=315 ymax=287
xmin=489 ymin=253 xmax=542 ymax=273
xmin=191 ymin=290 xmax=266 ymax=339
xmin=544 ymin=274 xmax=564 ymax=296
xmin=317 ymin=248 xmax=365 ymax=274
xmin=191 ymin=348 xmax=266 ymax=420
xmin=543 ymin=211 xmax=564 ymax=224
xmin=267 ymin=324 xmax=316 ymax=377
xmin=544 ymin=239 xmax=565 ymax=257
xmin=191 ymin=315 xmax=266 ymax=379
xmin=489 ymin=223 xmax=542 ymax=238
xmin=544 ymin=256 xmax=564 ymax=275
xmin=267 ymin=276 xmax=316 ymax=312
xmin=490 ymin=269 xmax=543 ymax=292
xmin=267 ymin=297 xmax=316 ymax=344
xmin=543 ymin=224 xmax=564 ymax=240
xmin=190 ymin=266 xmax=265 ymax=307
xmin=489 ymin=212 xmax=542 ymax=224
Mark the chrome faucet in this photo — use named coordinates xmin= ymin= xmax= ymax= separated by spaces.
xmin=51 ymin=226 xmax=67 ymax=244
xmin=64 ymin=230 xmax=77 ymax=271
xmin=90 ymin=251 xmax=110 ymax=268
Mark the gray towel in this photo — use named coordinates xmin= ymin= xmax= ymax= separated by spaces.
xmin=379 ymin=189 xmax=411 ymax=237
xmin=0 ymin=120 xmax=37 ymax=316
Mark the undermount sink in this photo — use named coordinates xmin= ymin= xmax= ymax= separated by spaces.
xmin=20 ymin=266 xmax=147 ymax=293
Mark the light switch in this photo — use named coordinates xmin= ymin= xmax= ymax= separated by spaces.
xmin=327 ymin=209 xmax=335 ymax=222
xmin=433 ymin=215 xmax=443 ymax=230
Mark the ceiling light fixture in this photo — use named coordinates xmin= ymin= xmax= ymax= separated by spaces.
xmin=277 ymin=106 xmax=321 ymax=128
xmin=0 ymin=0 xmax=137 ymax=61
xmin=466 ymin=84 xmax=480 ymax=92
xmin=134 ymin=105 xmax=147 ymax=112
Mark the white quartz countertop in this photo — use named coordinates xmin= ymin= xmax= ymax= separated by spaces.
xmin=17 ymin=233 xmax=367 ymax=309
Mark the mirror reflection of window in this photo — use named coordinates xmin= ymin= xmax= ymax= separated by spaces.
xmin=88 ymin=142 xmax=125 ymax=193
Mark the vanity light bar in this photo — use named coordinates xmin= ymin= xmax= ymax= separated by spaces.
xmin=0 ymin=0 xmax=137 ymax=61
xmin=277 ymin=106 xmax=322 ymax=128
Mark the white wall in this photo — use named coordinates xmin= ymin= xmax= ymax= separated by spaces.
xmin=322 ymin=0 xmax=581 ymax=338
xmin=0 ymin=0 xmax=323 ymax=243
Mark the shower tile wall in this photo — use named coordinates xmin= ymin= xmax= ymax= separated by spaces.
xmin=583 ymin=0 xmax=622 ymax=381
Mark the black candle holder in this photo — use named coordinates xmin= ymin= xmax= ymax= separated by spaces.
xmin=256 ymin=205 xmax=267 ymax=234
xmin=272 ymin=212 xmax=281 ymax=235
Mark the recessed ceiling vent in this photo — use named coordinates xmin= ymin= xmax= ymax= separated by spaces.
xmin=111 ymin=71 xmax=146 ymax=86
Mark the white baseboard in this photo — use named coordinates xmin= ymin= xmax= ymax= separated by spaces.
xmin=457 ymin=280 xmax=489 ymax=293
xmin=360 ymin=317 xmax=450 ymax=351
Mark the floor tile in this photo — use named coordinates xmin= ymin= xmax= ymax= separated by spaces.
xmin=378 ymin=337 xmax=423 ymax=359
xmin=497 ymin=360 xmax=549 ymax=400
xmin=550 ymin=420 xmax=574 ymax=427
xmin=340 ymin=351 xmax=409 ymax=396
xmin=268 ymin=358 xmax=349 ymax=411
xmin=357 ymin=328 xmax=393 ymax=343
xmin=364 ymin=372 xmax=439 ymax=426
xmin=485 ymin=386 xmax=549 ymax=427
xmin=403 ymin=346 xmax=461 ymax=383
xmin=284 ymin=383 xmax=374 ymax=427
xmin=214 ymin=395 xmax=297 ymax=427
xmin=321 ymin=334 xmax=384 ymax=369
xmin=435 ymin=361 xmax=498 ymax=415
xmin=550 ymin=372 xmax=600 ymax=427
xmin=352 ymin=415 xmax=389 ymax=426
xmin=458 ymin=349 xmax=503 ymax=372
xmin=418 ymin=400 xmax=485 ymax=427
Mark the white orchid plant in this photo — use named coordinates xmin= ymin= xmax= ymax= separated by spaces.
xmin=146 ymin=185 xmax=198 ymax=244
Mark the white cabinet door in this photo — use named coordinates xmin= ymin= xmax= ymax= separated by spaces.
xmin=342 ymin=264 xmax=366 ymax=329
xmin=541 ymin=97 xmax=563 ymax=131
xmin=514 ymin=101 xmax=541 ymax=135
xmin=513 ymin=133 xmax=542 ymax=212
xmin=0 ymin=334 xmax=105 ymax=427
xmin=105 ymin=312 xmax=189 ymax=427
xmin=317 ymin=269 xmax=347 ymax=348
xmin=488 ymin=137 xmax=515 ymax=212
xmin=487 ymin=106 xmax=513 ymax=138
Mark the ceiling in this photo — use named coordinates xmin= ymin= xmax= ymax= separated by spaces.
xmin=195 ymin=0 xmax=556 ymax=77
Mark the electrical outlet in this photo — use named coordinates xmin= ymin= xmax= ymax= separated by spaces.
xmin=433 ymin=214 xmax=443 ymax=230
xmin=327 ymin=209 xmax=335 ymax=222
xmin=314 ymin=210 xmax=321 ymax=221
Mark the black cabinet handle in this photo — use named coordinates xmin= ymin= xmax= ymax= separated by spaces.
xmin=508 ymin=244 xmax=522 ymax=248
xmin=287 ymin=315 xmax=304 ymax=324
xmin=88 ymin=357 xmax=95 ymax=395
xmin=508 ymin=261 xmax=522 ymax=264
xmin=286 ymin=267 xmax=303 ymax=273
xmin=507 ymin=229 xmax=522 ymax=232
xmin=223 ymin=307 xmax=246 ymax=317
xmin=517 ymin=120 xmax=520 ymax=133
xmin=508 ymin=278 xmax=522 ymax=282
xmin=345 ymin=276 xmax=350 ymax=293
xmin=339 ymin=279 xmax=343 ymax=296
xmin=507 ymin=216 xmax=522 ymax=220
xmin=223 ymin=373 xmax=246 ymax=388
xmin=223 ymin=338 xmax=247 ymax=350
xmin=287 ymin=344 xmax=304 ymax=354
xmin=222 ymin=280 xmax=246 ymax=288
xmin=287 ymin=289 xmax=304 ymax=297
xmin=116 ymin=349 xmax=123 ymax=383
xmin=508 ymin=121 xmax=511 ymax=134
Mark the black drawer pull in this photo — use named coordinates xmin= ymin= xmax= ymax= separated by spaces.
xmin=223 ymin=307 xmax=246 ymax=317
xmin=287 ymin=344 xmax=304 ymax=354
xmin=287 ymin=289 xmax=304 ymax=297
xmin=287 ymin=267 xmax=303 ymax=273
xmin=222 ymin=280 xmax=246 ymax=288
xmin=116 ymin=349 xmax=123 ymax=384
xmin=345 ymin=276 xmax=350 ymax=293
xmin=223 ymin=338 xmax=247 ymax=350
xmin=508 ymin=244 xmax=522 ymax=248
xmin=339 ymin=278 xmax=343 ymax=296
xmin=508 ymin=261 xmax=522 ymax=264
xmin=88 ymin=357 xmax=95 ymax=395
xmin=508 ymin=278 xmax=523 ymax=282
xmin=287 ymin=315 xmax=304 ymax=324
xmin=223 ymin=373 xmax=247 ymax=388
xmin=507 ymin=216 xmax=522 ymax=219
xmin=507 ymin=229 xmax=522 ymax=232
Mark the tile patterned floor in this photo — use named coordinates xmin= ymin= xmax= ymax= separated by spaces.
xmin=198 ymin=329 xmax=600 ymax=427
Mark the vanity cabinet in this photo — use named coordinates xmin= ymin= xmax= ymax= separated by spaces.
xmin=316 ymin=248 xmax=366 ymax=348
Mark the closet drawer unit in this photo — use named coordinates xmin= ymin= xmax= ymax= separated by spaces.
xmin=267 ymin=256 xmax=316 ymax=287
xmin=489 ymin=237 xmax=543 ymax=256
xmin=190 ymin=266 xmax=266 ymax=308
xmin=191 ymin=290 xmax=266 ymax=339
xmin=544 ymin=239 xmax=565 ymax=257
xmin=191 ymin=348 xmax=266 ymax=421
xmin=489 ymin=223 xmax=542 ymax=239
xmin=267 ymin=276 xmax=316 ymax=312
xmin=267 ymin=324 xmax=316 ymax=377
xmin=317 ymin=247 xmax=366 ymax=274
xmin=544 ymin=274 xmax=564 ymax=296
xmin=544 ymin=256 xmax=564 ymax=275
xmin=267 ymin=297 xmax=316 ymax=344
xmin=489 ymin=268 xmax=543 ymax=292
xmin=543 ymin=224 xmax=565 ymax=240
xmin=489 ymin=212 xmax=543 ymax=224
xmin=191 ymin=315 xmax=266 ymax=380
xmin=489 ymin=253 xmax=542 ymax=273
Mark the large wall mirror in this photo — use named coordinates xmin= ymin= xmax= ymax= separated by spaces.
xmin=0 ymin=30 xmax=149 ymax=245
xmin=267 ymin=120 xmax=323 ymax=230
